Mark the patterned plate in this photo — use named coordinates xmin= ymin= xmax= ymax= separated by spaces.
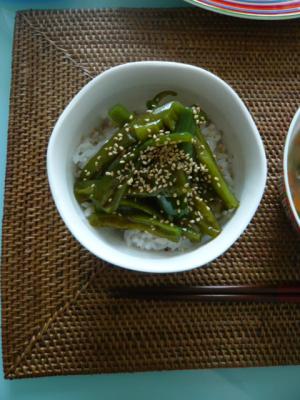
xmin=184 ymin=0 xmax=300 ymax=19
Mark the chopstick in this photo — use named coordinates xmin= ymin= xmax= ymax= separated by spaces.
xmin=113 ymin=284 xmax=300 ymax=303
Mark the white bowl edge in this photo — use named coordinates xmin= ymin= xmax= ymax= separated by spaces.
xmin=47 ymin=61 xmax=267 ymax=274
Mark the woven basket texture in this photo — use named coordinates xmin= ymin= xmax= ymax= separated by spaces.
xmin=1 ymin=9 xmax=300 ymax=379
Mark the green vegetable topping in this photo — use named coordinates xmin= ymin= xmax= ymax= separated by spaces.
xmin=74 ymin=92 xmax=239 ymax=246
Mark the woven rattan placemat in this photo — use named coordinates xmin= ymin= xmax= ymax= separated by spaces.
xmin=2 ymin=8 xmax=300 ymax=379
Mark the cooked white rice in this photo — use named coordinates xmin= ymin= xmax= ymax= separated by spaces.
xmin=124 ymin=230 xmax=192 ymax=251
xmin=73 ymin=119 xmax=234 ymax=252
xmin=73 ymin=126 xmax=116 ymax=173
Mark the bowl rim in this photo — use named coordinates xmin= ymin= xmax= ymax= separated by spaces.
xmin=283 ymin=107 xmax=300 ymax=228
xmin=47 ymin=61 xmax=267 ymax=274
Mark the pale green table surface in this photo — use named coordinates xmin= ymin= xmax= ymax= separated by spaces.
xmin=1 ymin=1 xmax=300 ymax=399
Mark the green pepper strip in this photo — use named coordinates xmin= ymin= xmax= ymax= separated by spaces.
xmin=129 ymin=215 xmax=180 ymax=236
xmin=175 ymin=179 xmax=221 ymax=235
xmin=82 ymin=143 xmax=140 ymax=211
xmin=181 ymin=226 xmax=202 ymax=242
xmin=106 ymin=132 xmax=194 ymax=201
xmin=140 ymin=132 xmax=194 ymax=150
xmin=181 ymin=217 xmax=219 ymax=239
xmin=86 ymin=132 xmax=191 ymax=212
xmin=128 ymin=135 xmax=194 ymax=200
xmin=74 ymin=173 xmax=127 ymax=213
xmin=129 ymin=188 xmax=176 ymax=198
xmin=173 ymin=102 xmax=238 ymax=210
xmin=192 ymin=194 xmax=220 ymax=231
xmin=151 ymin=101 xmax=185 ymax=131
xmin=174 ymin=165 xmax=218 ymax=232
xmin=129 ymin=215 xmax=202 ymax=243
xmin=102 ymin=184 xmax=128 ymax=213
xmin=80 ymin=129 xmax=136 ymax=180
xmin=108 ymin=104 xmax=133 ymax=127
xmin=120 ymin=198 xmax=161 ymax=218
xmin=173 ymin=171 xmax=220 ymax=233
xmin=196 ymin=219 xmax=220 ymax=238
xmin=133 ymin=100 xmax=185 ymax=141
xmin=89 ymin=214 xmax=181 ymax=242
xmin=175 ymin=107 xmax=196 ymax=158
xmin=74 ymin=179 xmax=98 ymax=202
xmin=173 ymin=170 xmax=220 ymax=233
xmin=193 ymin=135 xmax=239 ymax=210
xmin=100 ymin=140 xmax=156 ymax=210
xmin=74 ymin=176 xmax=116 ymax=205
xmin=146 ymin=90 xmax=177 ymax=109
xmin=95 ymin=131 xmax=193 ymax=206
xmin=133 ymin=119 xmax=164 ymax=141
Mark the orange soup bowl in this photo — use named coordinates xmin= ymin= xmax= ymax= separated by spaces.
xmin=283 ymin=108 xmax=300 ymax=234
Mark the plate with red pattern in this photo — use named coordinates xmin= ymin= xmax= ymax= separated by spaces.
xmin=184 ymin=0 xmax=300 ymax=19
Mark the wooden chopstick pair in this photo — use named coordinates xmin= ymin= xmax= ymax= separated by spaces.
xmin=113 ymin=284 xmax=300 ymax=303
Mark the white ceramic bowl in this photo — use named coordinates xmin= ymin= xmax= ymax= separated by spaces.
xmin=47 ymin=61 xmax=267 ymax=274
xmin=283 ymin=108 xmax=300 ymax=232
